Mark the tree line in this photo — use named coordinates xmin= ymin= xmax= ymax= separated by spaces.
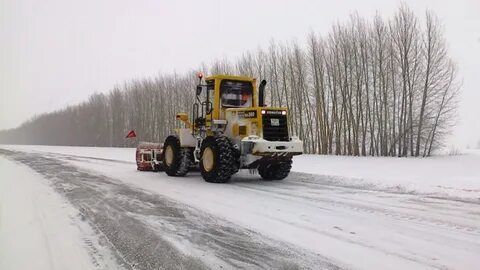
xmin=0 ymin=5 xmax=459 ymax=156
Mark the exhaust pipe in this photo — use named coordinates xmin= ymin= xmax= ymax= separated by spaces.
xmin=258 ymin=80 xmax=267 ymax=107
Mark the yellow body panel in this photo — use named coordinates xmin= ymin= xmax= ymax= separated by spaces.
xmin=224 ymin=107 xmax=287 ymax=140
xmin=175 ymin=113 xmax=191 ymax=128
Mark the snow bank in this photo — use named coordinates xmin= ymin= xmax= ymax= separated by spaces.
xmin=0 ymin=157 xmax=109 ymax=270
xmin=293 ymin=150 xmax=480 ymax=200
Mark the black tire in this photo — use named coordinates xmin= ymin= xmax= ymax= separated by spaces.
xmin=153 ymin=163 xmax=164 ymax=172
xmin=163 ymin=136 xmax=191 ymax=176
xmin=154 ymin=151 xmax=165 ymax=172
xmin=200 ymin=135 xmax=237 ymax=183
xmin=258 ymin=159 xmax=292 ymax=180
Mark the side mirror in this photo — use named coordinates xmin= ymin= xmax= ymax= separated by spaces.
xmin=196 ymin=85 xmax=203 ymax=96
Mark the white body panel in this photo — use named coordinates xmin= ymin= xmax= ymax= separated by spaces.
xmin=178 ymin=128 xmax=197 ymax=147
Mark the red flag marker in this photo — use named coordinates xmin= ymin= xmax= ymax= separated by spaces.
xmin=125 ymin=130 xmax=136 ymax=139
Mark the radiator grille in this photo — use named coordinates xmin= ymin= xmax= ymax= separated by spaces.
xmin=262 ymin=113 xmax=289 ymax=141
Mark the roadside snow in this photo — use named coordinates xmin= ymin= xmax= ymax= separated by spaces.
xmin=1 ymin=145 xmax=134 ymax=163
xmin=0 ymin=156 xmax=117 ymax=270
xmin=292 ymin=151 xmax=480 ymax=200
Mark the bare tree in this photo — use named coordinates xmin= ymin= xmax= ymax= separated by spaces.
xmin=0 ymin=5 xmax=459 ymax=157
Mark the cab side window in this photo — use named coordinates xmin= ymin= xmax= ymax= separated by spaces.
xmin=206 ymin=80 xmax=215 ymax=112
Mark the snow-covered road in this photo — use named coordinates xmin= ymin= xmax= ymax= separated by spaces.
xmin=1 ymin=145 xmax=479 ymax=270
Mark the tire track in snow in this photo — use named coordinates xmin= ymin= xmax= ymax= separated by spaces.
xmin=232 ymin=180 xmax=480 ymax=235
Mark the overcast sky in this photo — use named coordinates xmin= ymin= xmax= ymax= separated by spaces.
xmin=1 ymin=0 xmax=479 ymax=147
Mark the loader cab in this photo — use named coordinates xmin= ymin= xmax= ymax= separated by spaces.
xmin=197 ymin=74 xmax=257 ymax=121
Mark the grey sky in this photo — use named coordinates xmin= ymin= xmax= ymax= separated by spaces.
xmin=1 ymin=0 xmax=479 ymax=147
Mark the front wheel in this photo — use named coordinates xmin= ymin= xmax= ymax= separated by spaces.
xmin=200 ymin=135 xmax=237 ymax=183
xmin=258 ymin=159 xmax=292 ymax=180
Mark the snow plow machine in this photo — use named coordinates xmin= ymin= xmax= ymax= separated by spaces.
xmin=137 ymin=73 xmax=303 ymax=183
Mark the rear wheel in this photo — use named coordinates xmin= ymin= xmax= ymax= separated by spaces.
xmin=163 ymin=136 xmax=191 ymax=176
xmin=200 ymin=135 xmax=237 ymax=183
xmin=258 ymin=159 xmax=292 ymax=180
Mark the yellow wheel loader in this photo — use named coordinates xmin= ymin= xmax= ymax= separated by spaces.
xmin=162 ymin=73 xmax=303 ymax=183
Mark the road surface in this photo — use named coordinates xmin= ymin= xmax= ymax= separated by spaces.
xmin=0 ymin=147 xmax=479 ymax=270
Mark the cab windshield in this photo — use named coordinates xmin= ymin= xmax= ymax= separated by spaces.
xmin=220 ymin=80 xmax=253 ymax=108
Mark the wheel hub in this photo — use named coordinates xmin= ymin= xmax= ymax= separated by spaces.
xmin=164 ymin=145 xmax=174 ymax=166
xmin=202 ymin=147 xmax=214 ymax=172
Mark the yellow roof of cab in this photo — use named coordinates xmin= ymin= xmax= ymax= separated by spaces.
xmin=205 ymin=74 xmax=256 ymax=82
